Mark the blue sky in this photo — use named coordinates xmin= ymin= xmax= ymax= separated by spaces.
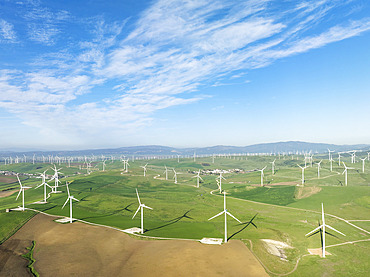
xmin=1 ymin=0 xmax=370 ymax=150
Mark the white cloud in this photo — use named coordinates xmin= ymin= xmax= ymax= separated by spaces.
xmin=0 ymin=19 xmax=17 ymax=42
xmin=1 ymin=0 xmax=370 ymax=148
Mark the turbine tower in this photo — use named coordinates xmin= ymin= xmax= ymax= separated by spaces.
xmin=298 ymin=164 xmax=307 ymax=185
xmin=305 ymin=203 xmax=345 ymax=258
xmin=132 ymin=188 xmax=153 ymax=234
xmin=257 ymin=166 xmax=267 ymax=186
xmin=327 ymin=149 xmax=335 ymax=161
xmin=208 ymin=191 xmax=241 ymax=243
xmin=15 ymin=174 xmax=31 ymax=211
xmin=342 ymin=162 xmax=354 ymax=186
xmin=62 ymin=182 xmax=79 ymax=223
xmin=49 ymin=165 xmax=62 ymax=193
xmin=270 ymin=159 xmax=276 ymax=175
xmin=164 ymin=166 xmax=169 ymax=180
xmin=360 ymin=157 xmax=367 ymax=173
xmin=316 ymin=160 xmax=323 ymax=179
xmin=173 ymin=168 xmax=179 ymax=184
xmin=35 ymin=170 xmax=52 ymax=203
xmin=141 ymin=163 xmax=148 ymax=177
xmin=193 ymin=170 xmax=203 ymax=188
xmin=216 ymin=172 xmax=226 ymax=193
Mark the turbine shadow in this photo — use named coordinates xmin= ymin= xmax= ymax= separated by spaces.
xmin=228 ymin=213 xmax=258 ymax=241
xmin=79 ymin=203 xmax=135 ymax=220
xmin=144 ymin=210 xmax=193 ymax=233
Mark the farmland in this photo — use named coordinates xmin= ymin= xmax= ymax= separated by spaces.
xmin=0 ymin=153 xmax=369 ymax=276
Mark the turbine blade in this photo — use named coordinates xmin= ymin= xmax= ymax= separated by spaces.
xmin=326 ymin=224 xmax=346 ymax=236
xmin=16 ymin=189 xmax=22 ymax=200
xmin=136 ymin=188 xmax=141 ymax=205
xmin=143 ymin=205 xmax=153 ymax=210
xmin=305 ymin=225 xmax=322 ymax=236
xmin=66 ymin=183 xmax=70 ymax=196
xmin=226 ymin=211 xmax=241 ymax=223
xmin=71 ymin=197 xmax=79 ymax=202
xmin=132 ymin=206 xmax=140 ymax=219
xmin=208 ymin=211 xmax=225 ymax=221
xmin=35 ymin=183 xmax=43 ymax=189
xmin=62 ymin=198 xmax=69 ymax=209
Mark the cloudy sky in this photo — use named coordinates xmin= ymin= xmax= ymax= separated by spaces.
xmin=1 ymin=0 xmax=370 ymax=150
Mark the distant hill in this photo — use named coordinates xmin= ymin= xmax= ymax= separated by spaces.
xmin=0 ymin=141 xmax=369 ymax=157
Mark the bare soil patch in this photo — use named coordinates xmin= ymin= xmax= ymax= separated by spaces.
xmin=266 ymin=181 xmax=297 ymax=187
xmin=1 ymin=213 xmax=268 ymax=277
xmin=295 ymin=186 xmax=322 ymax=200
xmin=0 ymin=176 xmax=17 ymax=184
xmin=0 ymin=189 xmax=16 ymax=198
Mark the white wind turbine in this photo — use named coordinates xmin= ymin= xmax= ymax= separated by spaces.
xmin=270 ymin=159 xmax=276 ymax=175
xmin=141 ymin=163 xmax=148 ymax=177
xmin=329 ymin=157 xmax=334 ymax=172
xmin=316 ymin=160 xmax=323 ymax=179
xmin=360 ymin=157 xmax=367 ymax=173
xmin=342 ymin=162 xmax=354 ymax=186
xmin=132 ymin=188 xmax=153 ymax=234
xmin=216 ymin=172 xmax=226 ymax=193
xmin=306 ymin=203 xmax=345 ymax=258
xmin=173 ymin=168 xmax=180 ymax=184
xmin=102 ymin=160 xmax=106 ymax=171
xmin=49 ymin=165 xmax=62 ymax=193
xmin=193 ymin=170 xmax=203 ymax=188
xmin=257 ymin=166 xmax=267 ymax=186
xmin=163 ymin=166 xmax=169 ymax=180
xmin=327 ymin=149 xmax=335 ymax=161
xmin=124 ymin=159 xmax=130 ymax=173
xmin=338 ymin=153 xmax=342 ymax=166
xmin=298 ymin=164 xmax=307 ymax=185
xmin=62 ymin=182 xmax=79 ymax=223
xmin=35 ymin=170 xmax=52 ymax=203
xmin=208 ymin=191 xmax=241 ymax=243
xmin=15 ymin=174 xmax=31 ymax=211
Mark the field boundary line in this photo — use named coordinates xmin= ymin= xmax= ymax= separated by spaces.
xmin=326 ymin=239 xmax=370 ymax=248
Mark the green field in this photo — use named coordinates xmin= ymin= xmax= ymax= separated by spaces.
xmin=0 ymin=155 xmax=369 ymax=276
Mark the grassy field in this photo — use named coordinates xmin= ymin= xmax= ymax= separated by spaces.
xmin=0 ymin=155 xmax=369 ymax=276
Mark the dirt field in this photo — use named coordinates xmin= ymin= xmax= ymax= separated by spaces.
xmin=0 ymin=213 xmax=268 ymax=277
xmin=0 ymin=189 xmax=16 ymax=198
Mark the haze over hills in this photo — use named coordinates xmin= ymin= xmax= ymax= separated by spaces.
xmin=0 ymin=141 xmax=369 ymax=157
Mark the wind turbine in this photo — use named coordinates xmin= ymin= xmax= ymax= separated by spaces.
xmin=163 ymin=166 xmax=169 ymax=180
xmin=306 ymin=203 xmax=345 ymax=258
xmin=124 ymin=159 xmax=130 ymax=173
xmin=257 ymin=166 xmax=267 ymax=186
xmin=193 ymin=170 xmax=203 ymax=188
xmin=329 ymin=158 xmax=334 ymax=172
xmin=216 ymin=172 xmax=226 ymax=193
xmin=327 ymin=149 xmax=335 ymax=161
xmin=270 ymin=159 xmax=276 ymax=175
xmin=338 ymin=153 xmax=342 ymax=166
xmin=342 ymin=162 xmax=354 ymax=186
xmin=173 ymin=168 xmax=180 ymax=184
xmin=102 ymin=160 xmax=106 ymax=171
xmin=208 ymin=191 xmax=241 ymax=243
xmin=141 ymin=163 xmax=148 ymax=177
xmin=49 ymin=165 xmax=62 ymax=193
xmin=132 ymin=188 xmax=153 ymax=234
xmin=360 ymin=157 xmax=367 ymax=173
xmin=35 ymin=170 xmax=52 ymax=203
xmin=15 ymin=174 xmax=31 ymax=211
xmin=316 ymin=160 xmax=323 ymax=179
xmin=62 ymin=182 xmax=79 ymax=223
xmin=298 ymin=164 xmax=307 ymax=185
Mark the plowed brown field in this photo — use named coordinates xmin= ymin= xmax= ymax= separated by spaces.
xmin=0 ymin=213 xmax=268 ymax=276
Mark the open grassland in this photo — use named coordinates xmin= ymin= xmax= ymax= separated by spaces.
xmin=0 ymin=154 xmax=369 ymax=276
